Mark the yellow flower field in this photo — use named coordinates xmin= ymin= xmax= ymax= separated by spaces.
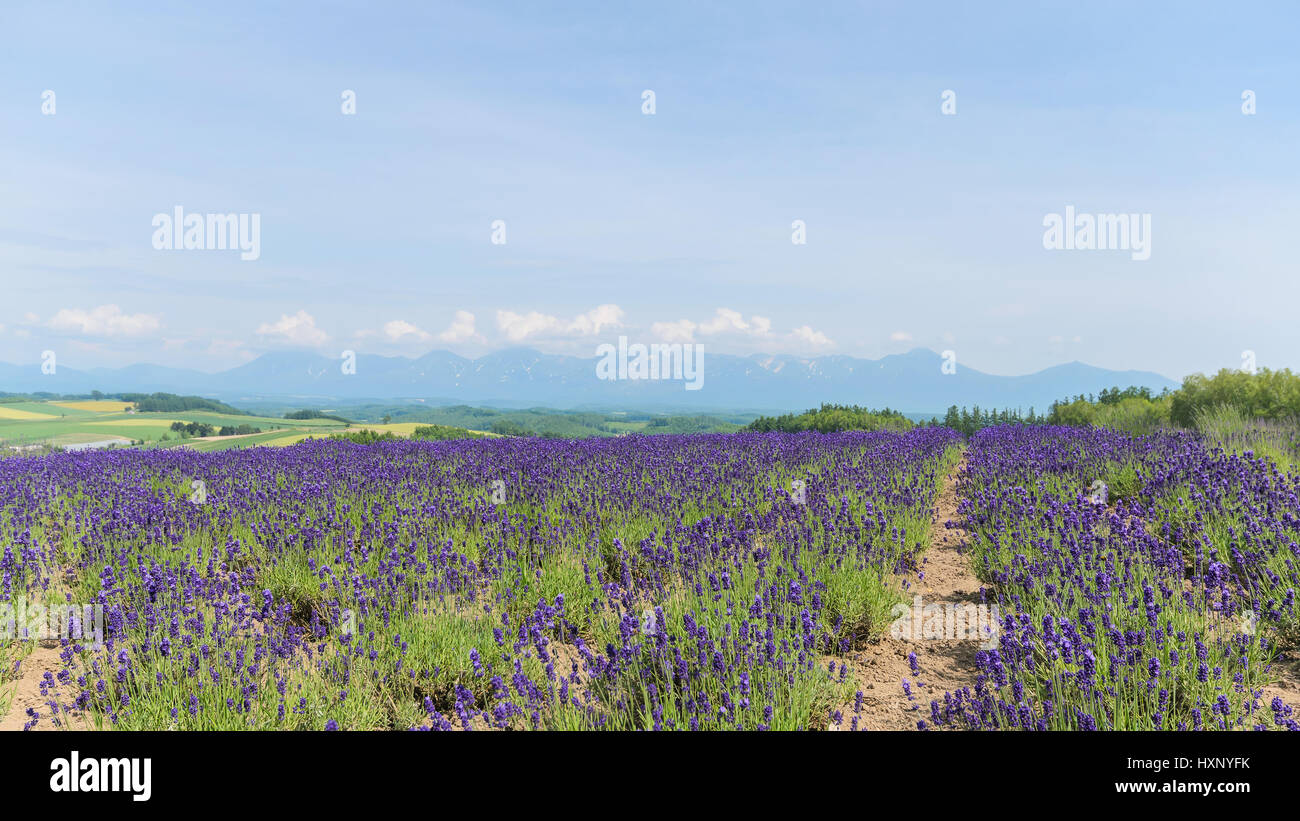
xmin=0 ymin=406 xmax=56 ymax=420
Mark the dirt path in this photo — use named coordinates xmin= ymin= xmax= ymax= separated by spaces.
xmin=1 ymin=561 xmax=94 ymax=732
xmin=1256 ymin=637 xmax=1300 ymax=727
xmin=837 ymin=452 xmax=986 ymax=730
xmin=0 ymin=644 xmax=93 ymax=731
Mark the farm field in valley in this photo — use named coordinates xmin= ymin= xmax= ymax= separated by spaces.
xmin=0 ymin=401 xmax=352 ymax=452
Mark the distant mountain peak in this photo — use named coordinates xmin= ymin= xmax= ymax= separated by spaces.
xmin=0 ymin=347 xmax=1178 ymax=414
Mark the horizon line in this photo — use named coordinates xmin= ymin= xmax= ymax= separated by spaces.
xmin=0 ymin=345 xmax=1187 ymax=384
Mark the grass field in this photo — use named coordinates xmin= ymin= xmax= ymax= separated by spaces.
xmin=345 ymin=422 xmax=429 ymax=436
xmin=50 ymin=400 xmax=138 ymax=412
xmin=0 ymin=401 xmax=352 ymax=451
xmin=0 ymin=401 xmax=499 ymax=453
xmin=48 ymin=433 xmax=133 ymax=446
xmin=0 ymin=406 xmax=58 ymax=421
xmin=182 ymin=430 xmax=319 ymax=452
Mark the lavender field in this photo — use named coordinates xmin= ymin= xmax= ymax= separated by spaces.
xmin=1 ymin=425 xmax=1296 ymax=731
xmin=1 ymin=429 xmax=960 ymax=730
xmin=938 ymin=426 xmax=1299 ymax=731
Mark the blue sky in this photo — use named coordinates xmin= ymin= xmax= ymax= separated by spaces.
xmin=1 ymin=0 xmax=1297 ymax=379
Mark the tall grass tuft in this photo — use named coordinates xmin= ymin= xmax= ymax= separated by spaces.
xmin=1195 ymin=404 xmax=1300 ymax=473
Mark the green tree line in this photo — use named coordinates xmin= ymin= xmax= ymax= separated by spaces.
xmin=124 ymin=393 xmax=248 ymax=414
xmin=744 ymin=404 xmax=913 ymax=433
xmin=169 ymin=421 xmax=262 ymax=438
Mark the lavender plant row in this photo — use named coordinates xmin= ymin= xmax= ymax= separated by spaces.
xmin=2 ymin=429 xmax=961 ymax=730
xmin=935 ymin=425 xmax=1299 ymax=731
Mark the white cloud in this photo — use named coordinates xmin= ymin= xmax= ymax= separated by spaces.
xmin=21 ymin=312 xmax=38 ymax=325
xmin=889 ymin=330 xmax=912 ymax=342
xmin=256 ymin=310 xmax=328 ymax=347
xmin=382 ymin=319 xmax=432 ymax=343
xmin=652 ymin=309 xmax=831 ymax=351
xmin=791 ymin=325 xmax=834 ymax=347
xmin=698 ymin=308 xmax=772 ymax=337
xmin=47 ymin=304 xmax=161 ymax=337
xmin=0 ymin=323 xmax=5 ymax=334
xmin=699 ymin=308 xmax=745 ymax=334
xmin=496 ymin=304 xmax=624 ymax=342
xmin=567 ymin=304 xmax=623 ymax=336
xmin=438 ymin=310 xmax=481 ymax=343
xmin=496 ymin=310 xmax=558 ymax=341
xmin=651 ymin=319 xmax=697 ymax=343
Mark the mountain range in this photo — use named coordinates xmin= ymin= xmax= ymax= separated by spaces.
xmin=0 ymin=348 xmax=1180 ymax=414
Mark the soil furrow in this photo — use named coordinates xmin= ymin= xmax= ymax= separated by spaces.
xmin=839 ymin=452 xmax=985 ymax=730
